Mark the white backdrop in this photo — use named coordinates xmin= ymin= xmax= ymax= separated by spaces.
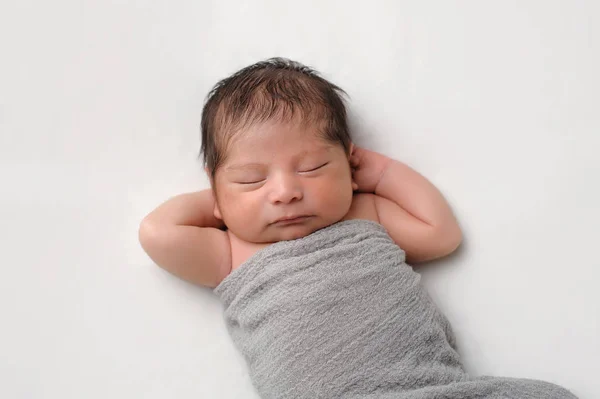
xmin=1 ymin=1 xmax=598 ymax=398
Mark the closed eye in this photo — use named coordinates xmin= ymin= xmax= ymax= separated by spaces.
xmin=236 ymin=179 xmax=265 ymax=185
xmin=300 ymin=162 xmax=329 ymax=173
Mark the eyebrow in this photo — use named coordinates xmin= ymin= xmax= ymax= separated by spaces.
xmin=224 ymin=163 xmax=265 ymax=172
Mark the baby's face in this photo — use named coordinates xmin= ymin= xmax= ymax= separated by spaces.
xmin=212 ymin=119 xmax=354 ymax=243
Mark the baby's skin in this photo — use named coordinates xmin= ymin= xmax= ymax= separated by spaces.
xmin=139 ymin=117 xmax=462 ymax=287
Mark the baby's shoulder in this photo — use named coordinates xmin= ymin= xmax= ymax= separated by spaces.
xmin=228 ymin=231 xmax=270 ymax=272
xmin=342 ymin=193 xmax=380 ymax=223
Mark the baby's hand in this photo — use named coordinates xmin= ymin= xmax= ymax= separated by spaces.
xmin=349 ymin=146 xmax=392 ymax=193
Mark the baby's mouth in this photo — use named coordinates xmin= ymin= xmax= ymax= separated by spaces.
xmin=271 ymin=215 xmax=313 ymax=225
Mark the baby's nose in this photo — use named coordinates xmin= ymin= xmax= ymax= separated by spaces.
xmin=269 ymin=174 xmax=303 ymax=204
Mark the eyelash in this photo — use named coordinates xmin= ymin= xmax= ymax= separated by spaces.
xmin=235 ymin=163 xmax=329 ymax=185
xmin=238 ymin=179 xmax=265 ymax=185
xmin=300 ymin=162 xmax=329 ymax=173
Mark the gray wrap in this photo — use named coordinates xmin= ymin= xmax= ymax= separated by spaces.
xmin=214 ymin=219 xmax=576 ymax=398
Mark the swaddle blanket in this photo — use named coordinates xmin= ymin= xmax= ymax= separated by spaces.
xmin=214 ymin=219 xmax=576 ymax=398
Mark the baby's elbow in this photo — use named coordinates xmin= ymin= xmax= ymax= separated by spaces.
xmin=438 ymin=223 xmax=463 ymax=257
xmin=138 ymin=218 xmax=162 ymax=258
xmin=409 ymin=224 xmax=463 ymax=264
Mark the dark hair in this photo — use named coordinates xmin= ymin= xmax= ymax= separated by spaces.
xmin=199 ymin=57 xmax=351 ymax=180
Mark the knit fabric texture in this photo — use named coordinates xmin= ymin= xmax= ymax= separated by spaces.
xmin=214 ymin=219 xmax=576 ymax=399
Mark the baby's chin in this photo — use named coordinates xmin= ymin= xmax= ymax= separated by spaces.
xmin=272 ymin=227 xmax=317 ymax=242
xmin=266 ymin=217 xmax=345 ymax=242
xmin=232 ymin=219 xmax=334 ymax=243
xmin=264 ymin=226 xmax=319 ymax=243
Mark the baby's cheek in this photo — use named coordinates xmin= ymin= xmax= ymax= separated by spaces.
xmin=233 ymin=193 xmax=263 ymax=220
xmin=218 ymin=190 xmax=246 ymax=222
xmin=312 ymin=176 xmax=349 ymax=201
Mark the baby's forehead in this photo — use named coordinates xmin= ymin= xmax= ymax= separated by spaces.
xmin=229 ymin=135 xmax=335 ymax=158
xmin=224 ymin=129 xmax=337 ymax=165
xmin=227 ymin=118 xmax=329 ymax=147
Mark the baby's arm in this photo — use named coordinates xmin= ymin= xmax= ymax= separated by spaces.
xmin=351 ymin=146 xmax=462 ymax=263
xmin=138 ymin=189 xmax=231 ymax=288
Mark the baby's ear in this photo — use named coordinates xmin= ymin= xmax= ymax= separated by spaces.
xmin=212 ymin=193 xmax=223 ymax=220
xmin=207 ymin=176 xmax=223 ymax=220
xmin=214 ymin=203 xmax=223 ymax=220
xmin=348 ymin=143 xmax=359 ymax=191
